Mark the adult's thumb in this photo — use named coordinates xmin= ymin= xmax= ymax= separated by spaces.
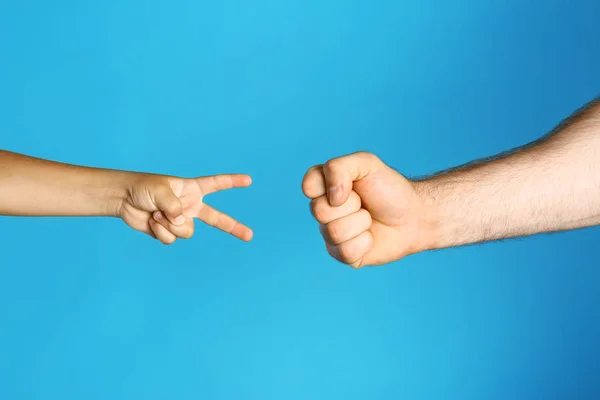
xmin=322 ymin=151 xmax=382 ymax=207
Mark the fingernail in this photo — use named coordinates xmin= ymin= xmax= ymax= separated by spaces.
xmin=174 ymin=215 xmax=186 ymax=225
xmin=328 ymin=185 xmax=341 ymax=203
xmin=154 ymin=211 xmax=163 ymax=221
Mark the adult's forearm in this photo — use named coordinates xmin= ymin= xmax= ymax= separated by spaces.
xmin=416 ymin=98 xmax=600 ymax=250
xmin=0 ymin=151 xmax=129 ymax=217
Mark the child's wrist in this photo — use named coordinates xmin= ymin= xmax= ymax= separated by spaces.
xmin=99 ymin=170 xmax=135 ymax=218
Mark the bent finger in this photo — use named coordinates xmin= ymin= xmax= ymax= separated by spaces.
xmin=320 ymin=208 xmax=372 ymax=245
xmin=153 ymin=211 xmax=195 ymax=239
xmin=310 ymin=191 xmax=361 ymax=224
xmin=149 ymin=219 xmax=178 ymax=245
xmin=322 ymin=152 xmax=382 ymax=207
xmin=326 ymin=230 xmax=373 ymax=269
xmin=301 ymin=165 xmax=325 ymax=199
xmin=151 ymin=184 xmax=185 ymax=226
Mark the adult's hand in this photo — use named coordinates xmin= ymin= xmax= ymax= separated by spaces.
xmin=302 ymin=152 xmax=432 ymax=268
xmin=302 ymin=97 xmax=600 ymax=268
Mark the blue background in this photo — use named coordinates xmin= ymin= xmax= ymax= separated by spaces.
xmin=1 ymin=1 xmax=600 ymax=399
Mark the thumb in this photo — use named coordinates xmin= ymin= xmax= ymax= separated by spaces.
xmin=322 ymin=151 xmax=382 ymax=207
xmin=152 ymin=184 xmax=185 ymax=226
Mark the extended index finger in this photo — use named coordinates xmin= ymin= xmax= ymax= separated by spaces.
xmin=197 ymin=174 xmax=252 ymax=195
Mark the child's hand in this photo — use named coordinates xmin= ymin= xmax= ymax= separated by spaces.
xmin=118 ymin=173 xmax=253 ymax=244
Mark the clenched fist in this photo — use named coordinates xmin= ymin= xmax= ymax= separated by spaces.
xmin=302 ymin=152 xmax=433 ymax=268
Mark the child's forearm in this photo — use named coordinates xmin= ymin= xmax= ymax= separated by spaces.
xmin=0 ymin=150 xmax=130 ymax=217
xmin=0 ymin=150 xmax=254 ymax=243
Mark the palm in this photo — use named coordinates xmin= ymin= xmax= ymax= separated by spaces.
xmin=170 ymin=178 xmax=207 ymax=217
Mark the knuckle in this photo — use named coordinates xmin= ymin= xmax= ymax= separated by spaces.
xmin=209 ymin=212 xmax=220 ymax=227
xmin=163 ymin=237 xmax=176 ymax=245
xmin=182 ymin=225 xmax=194 ymax=239
xmin=326 ymin=243 xmax=338 ymax=259
xmin=324 ymin=158 xmax=340 ymax=172
xmin=150 ymin=176 xmax=170 ymax=192
xmin=166 ymin=203 xmax=180 ymax=215
xmin=301 ymin=178 xmax=311 ymax=196
xmin=311 ymin=199 xmax=327 ymax=222
xmin=356 ymin=151 xmax=381 ymax=166
xmin=326 ymin=223 xmax=341 ymax=243
xmin=361 ymin=209 xmax=373 ymax=226
xmin=214 ymin=175 xmax=227 ymax=188
xmin=366 ymin=152 xmax=383 ymax=166
xmin=338 ymin=243 xmax=357 ymax=263
xmin=226 ymin=221 xmax=238 ymax=235
xmin=357 ymin=150 xmax=375 ymax=160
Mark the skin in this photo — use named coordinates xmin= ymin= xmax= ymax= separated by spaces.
xmin=0 ymin=151 xmax=253 ymax=244
xmin=302 ymin=97 xmax=600 ymax=268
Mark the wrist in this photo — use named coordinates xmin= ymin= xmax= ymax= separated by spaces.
xmin=412 ymin=178 xmax=448 ymax=252
xmin=99 ymin=169 xmax=135 ymax=218
xmin=414 ymin=175 xmax=485 ymax=252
